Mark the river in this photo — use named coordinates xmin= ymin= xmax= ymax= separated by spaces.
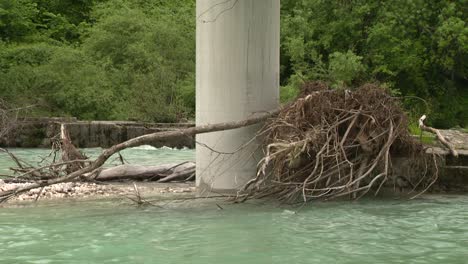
xmin=0 ymin=146 xmax=195 ymax=175
xmin=1 ymin=148 xmax=468 ymax=263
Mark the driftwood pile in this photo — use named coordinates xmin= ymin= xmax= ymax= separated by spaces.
xmin=0 ymin=148 xmax=195 ymax=185
xmin=0 ymin=109 xmax=276 ymax=202
xmin=241 ymin=82 xmax=438 ymax=202
xmin=0 ymin=123 xmax=195 ymax=203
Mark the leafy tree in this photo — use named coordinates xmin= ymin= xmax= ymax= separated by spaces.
xmin=0 ymin=0 xmax=465 ymax=127
xmin=0 ymin=0 xmax=38 ymax=42
xmin=0 ymin=0 xmax=196 ymax=122
xmin=328 ymin=51 xmax=365 ymax=88
xmin=281 ymin=0 xmax=467 ymax=127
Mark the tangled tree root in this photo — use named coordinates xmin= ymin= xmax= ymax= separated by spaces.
xmin=242 ymin=82 xmax=437 ymax=202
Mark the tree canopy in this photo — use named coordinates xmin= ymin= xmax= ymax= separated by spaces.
xmin=0 ymin=0 xmax=466 ymax=127
xmin=0 ymin=0 xmax=195 ymax=122
xmin=280 ymin=0 xmax=467 ymax=128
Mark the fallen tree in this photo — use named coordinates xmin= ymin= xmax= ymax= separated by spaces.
xmin=240 ymin=82 xmax=439 ymax=202
xmin=93 ymin=162 xmax=195 ymax=182
xmin=0 ymin=161 xmax=196 ymax=184
xmin=0 ymin=109 xmax=279 ymax=202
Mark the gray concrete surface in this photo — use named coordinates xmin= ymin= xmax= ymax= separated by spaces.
xmin=195 ymin=0 xmax=280 ymax=193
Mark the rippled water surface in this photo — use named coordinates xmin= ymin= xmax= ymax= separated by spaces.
xmin=1 ymin=197 xmax=468 ymax=263
xmin=1 ymin=148 xmax=468 ymax=263
xmin=0 ymin=146 xmax=195 ymax=175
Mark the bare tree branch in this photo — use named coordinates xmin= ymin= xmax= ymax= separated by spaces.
xmin=0 ymin=109 xmax=280 ymax=202
xmin=419 ymin=115 xmax=458 ymax=157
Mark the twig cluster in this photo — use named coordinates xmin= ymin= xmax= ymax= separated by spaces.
xmin=0 ymin=99 xmax=16 ymax=139
xmin=0 ymin=99 xmax=35 ymax=139
xmin=0 ymin=110 xmax=278 ymax=202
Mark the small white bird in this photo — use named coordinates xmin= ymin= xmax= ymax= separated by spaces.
xmin=418 ymin=114 xmax=426 ymax=128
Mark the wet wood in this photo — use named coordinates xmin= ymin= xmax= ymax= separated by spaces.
xmin=419 ymin=115 xmax=458 ymax=157
xmin=93 ymin=163 xmax=195 ymax=181
xmin=0 ymin=109 xmax=279 ymax=201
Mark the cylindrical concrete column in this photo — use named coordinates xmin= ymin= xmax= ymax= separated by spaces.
xmin=196 ymin=0 xmax=280 ymax=193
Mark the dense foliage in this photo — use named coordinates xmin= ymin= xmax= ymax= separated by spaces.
xmin=0 ymin=0 xmax=195 ymax=122
xmin=0 ymin=0 xmax=466 ymax=127
xmin=280 ymin=0 xmax=467 ymax=128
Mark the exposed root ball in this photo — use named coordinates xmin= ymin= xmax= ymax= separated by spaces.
xmin=243 ymin=82 xmax=435 ymax=202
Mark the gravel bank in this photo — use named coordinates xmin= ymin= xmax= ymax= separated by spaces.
xmin=0 ymin=179 xmax=195 ymax=203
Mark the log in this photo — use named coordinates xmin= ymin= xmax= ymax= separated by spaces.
xmin=93 ymin=163 xmax=195 ymax=181
xmin=157 ymin=167 xmax=195 ymax=183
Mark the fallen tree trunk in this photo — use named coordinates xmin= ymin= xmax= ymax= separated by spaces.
xmin=92 ymin=162 xmax=195 ymax=181
xmin=0 ymin=109 xmax=279 ymax=202
xmin=157 ymin=167 xmax=195 ymax=183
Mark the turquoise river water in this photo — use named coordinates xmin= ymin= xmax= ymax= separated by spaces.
xmin=1 ymin=147 xmax=468 ymax=263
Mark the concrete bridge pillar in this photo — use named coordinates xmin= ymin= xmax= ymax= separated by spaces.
xmin=196 ymin=0 xmax=280 ymax=193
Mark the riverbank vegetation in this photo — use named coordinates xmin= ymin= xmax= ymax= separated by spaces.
xmin=0 ymin=0 xmax=466 ymax=127
xmin=0 ymin=0 xmax=195 ymax=122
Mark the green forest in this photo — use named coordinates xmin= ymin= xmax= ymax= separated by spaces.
xmin=0 ymin=0 xmax=466 ymax=128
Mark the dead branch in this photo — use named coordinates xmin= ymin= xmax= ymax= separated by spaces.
xmin=0 ymin=148 xmax=28 ymax=169
xmin=60 ymin=124 xmax=89 ymax=173
xmin=124 ymin=183 xmax=155 ymax=206
xmin=157 ymin=167 xmax=195 ymax=183
xmin=419 ymin=115 xmax=458 ymax=157
xmin=91 ymin=163 xmax=195 ymax=182
xmin=0 ymin=99 xmax=34 ymax=139
xmin=239 ymin=82 xmax=437 ymax=202
xmin=0 ymin=109 xmax=279 ymax=202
